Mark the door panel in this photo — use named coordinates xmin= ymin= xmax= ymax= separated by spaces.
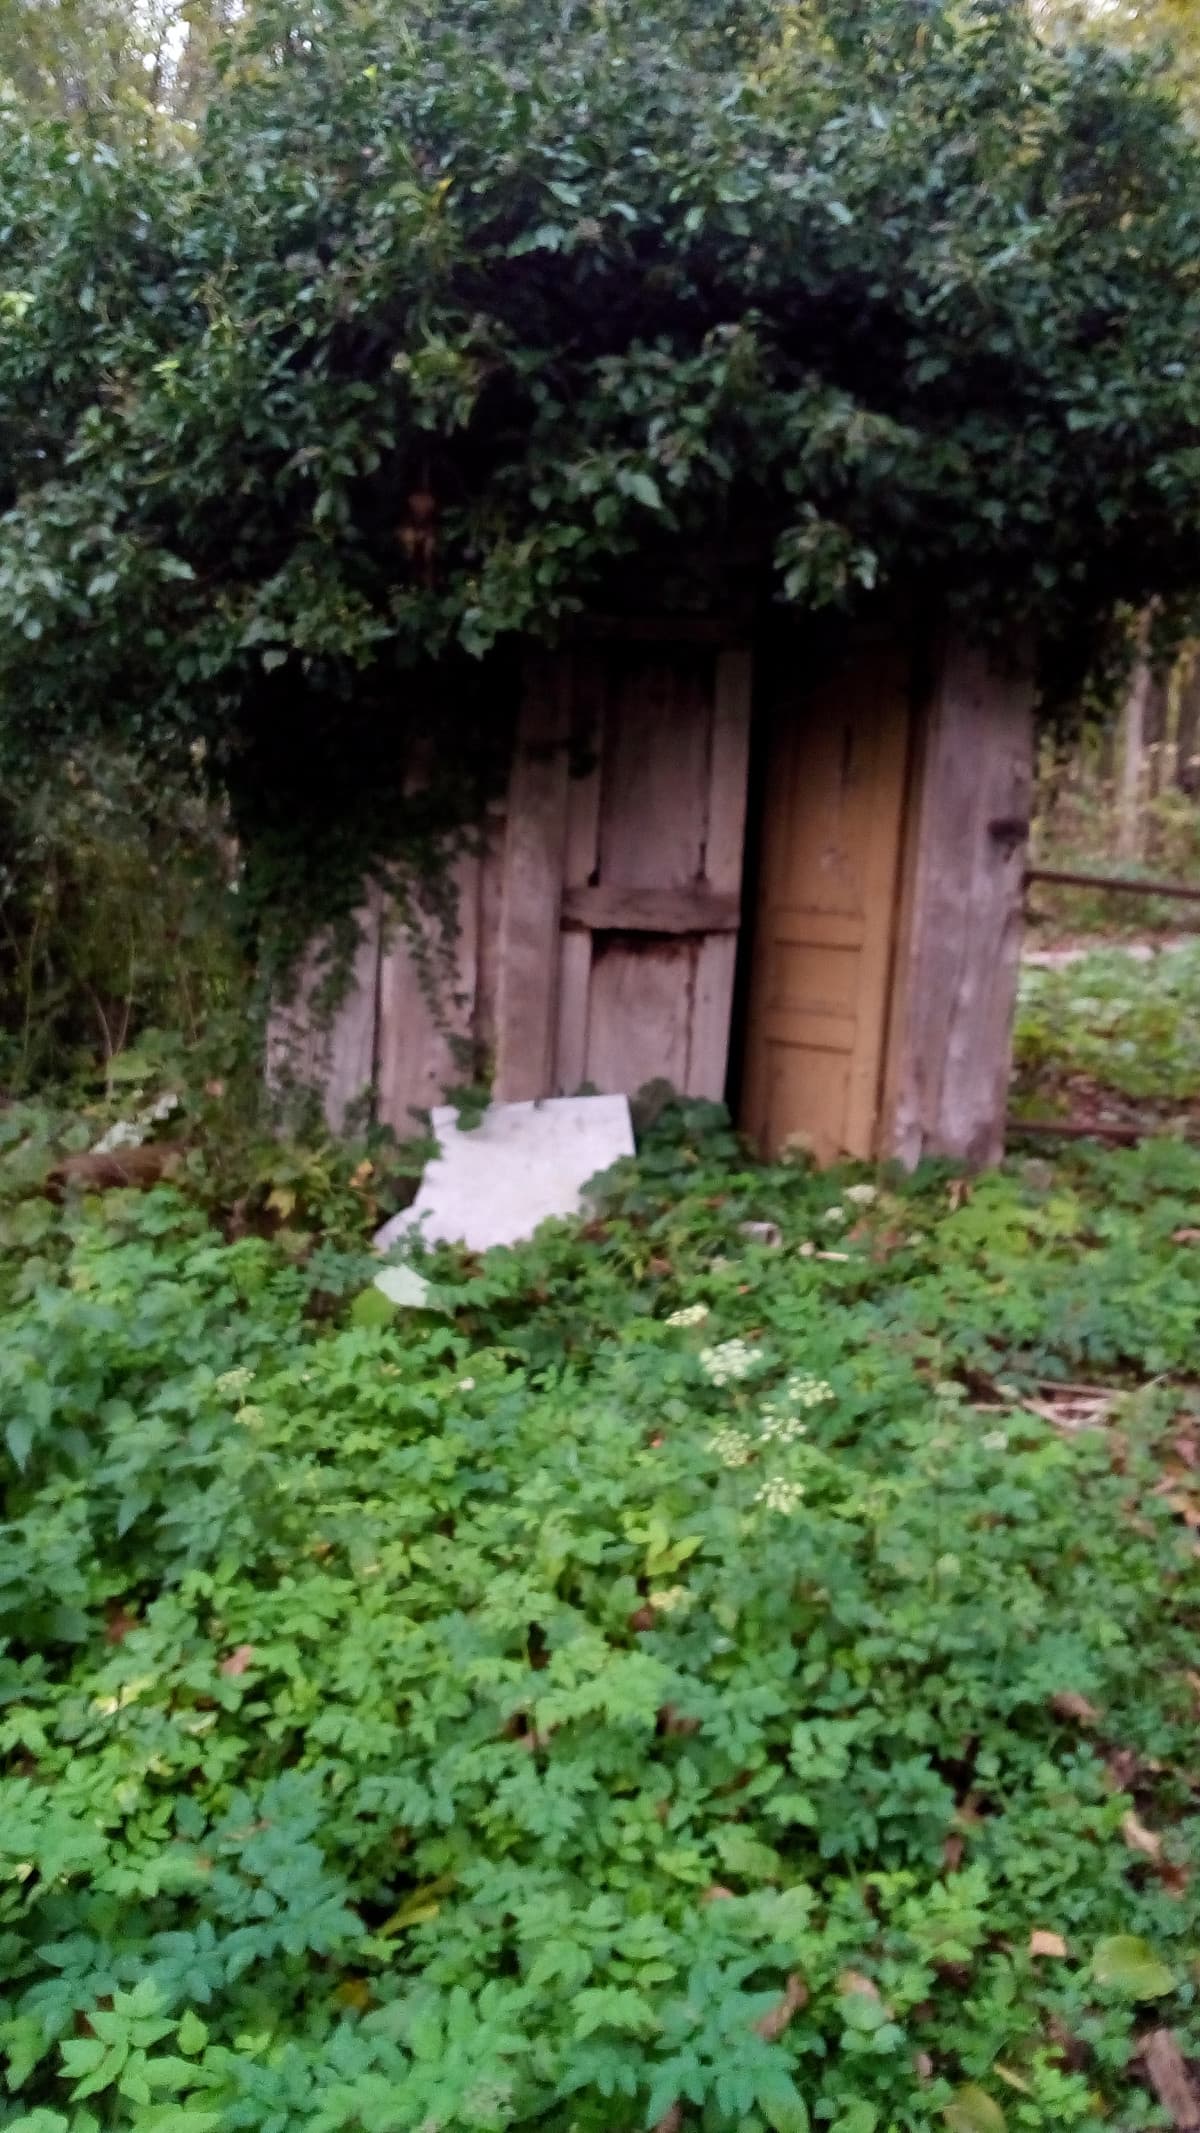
xmin=741 ymin=647 xmax=911 ymax=1161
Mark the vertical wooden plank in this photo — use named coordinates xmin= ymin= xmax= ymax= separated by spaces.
xmin=883 ymin=638 xmax=1034 ymax=1167
xmin=374 ymin=849 xmax=482 ymax=1136
xmin=555 ymin=658 xmax=606 ymax=1093
xmin=473 ymin=799 xmax=508 ymax=1077
xmin=596 ymin=651 xmax=711 ymax=887
xmin=493 ymin=651 xmax=572 ymax=1101
xmin=586 ymin=938 xmax=695 ymax=1094
xmin=266 ymin=881 xmax=383 ymax=1131
xmin=688 ymin=648 xmax=753 ymax=1098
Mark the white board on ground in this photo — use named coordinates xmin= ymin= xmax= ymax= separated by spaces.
xmin=374 ymin=1095 xmax=636 ymax=1255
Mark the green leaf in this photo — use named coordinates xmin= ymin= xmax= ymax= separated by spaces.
xmin=176 ymin=2013 xmax=208 ymax=2057
xmin=1091 ymin=1935 xmax=1177 ymax=2000
xmin=758 ymin=2072 xmax=810 ymax=2133
xmin=619 ymin=469 xmax=664 ymax=511
xmin=350 ymin=1285 xmax=397 ymax=1328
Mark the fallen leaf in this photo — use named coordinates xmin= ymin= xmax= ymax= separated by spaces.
xmin=993 ymin=2066 xmax=1034 ymax=2097
xmin=943 ymin=1834 xmax=965 ymax=1872
xmin=942 ymin=2082 xmax=1006 ymax=2133
xmin=1123 ymin=1810 xmax=1164 ymax=1862
xmin=378 ymin=1874 xmax=456 ymax=1936
xmin=701 ymin=1885 xmax=736 ymax=1904
xmin=219 ymin=1644 xmax=256 ymax=1677
xmin=1051 ymin=1689 xmax=1101 ymax=1725
xmin=1030 ymin=1929 xmax=1068 ymax=1959
xmin=837 ymin=1970 xmax=882 ymax=2003
xmin=653 ymin=2108 xmax=683 ymax=2133
xmin=1107 ymin=1747 xmax=1141 ymax=1791
xmin=1140 ymin=2028 xmax=1200 ymax=2130
xmin=657 ymin=1704 xmax=701 ymax=1737
xmin=755 ymin=1972 xmax=809 ymax=2040
xmin=104 ymin=1610 xmax=138 ymax=1645
xmin=1171 ymin=1228 xmax=1200 ymax=1246
xmin=628 ymin=1605 xmax=657 ymax=1633
xmin=1092 ymin=1933 xmax=1177 ymax=2000
xmin=334 ymin=1978 xmax=372 ymax=2011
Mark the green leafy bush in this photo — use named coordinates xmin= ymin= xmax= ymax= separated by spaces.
xmin=2 ymin=1109 xmax=1200 ymax=2130
xmin=5 ymin=0 xmax=1200 ymax=939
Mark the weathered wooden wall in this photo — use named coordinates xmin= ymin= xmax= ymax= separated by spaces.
xmin=271 ymin=632 xmax=752 ymax=1134
xmin=882 ymin=639 xmax=1034 ymax=1167
xmin=270 ymin=627 xmax=1034 ymax=1169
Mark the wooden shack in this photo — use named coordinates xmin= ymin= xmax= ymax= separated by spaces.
xmin=272 ymin=615 xmax=1033 ymax=1167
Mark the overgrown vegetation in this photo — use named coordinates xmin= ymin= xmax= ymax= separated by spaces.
xmin=2 ymin=1098 xmax=1200 ymax=2133
xmin=1014 ymin=939 xmax=1200 ymax=1128
xmin=5 ymin=0 xmax=1200 ymax=947
xmin=0 ymin=750 xmax=246 ymax=1096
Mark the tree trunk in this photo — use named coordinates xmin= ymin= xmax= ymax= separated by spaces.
xmin=1117 ymin=657 xmax=1152 ymax=865
xmin=1176 ymin=647 xmax=1200 ymax=796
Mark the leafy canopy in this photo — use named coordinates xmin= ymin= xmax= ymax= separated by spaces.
xmin=3 ymin=0 xmax=1200 ymax=880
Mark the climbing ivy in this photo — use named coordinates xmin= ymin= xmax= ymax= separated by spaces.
xmin=3 ymin=0 xmax=1200 ymax=939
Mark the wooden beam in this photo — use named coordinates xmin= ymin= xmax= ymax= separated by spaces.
xmin=883 ymin=640 xmax=1034 ymax=1167
xmin=561 ymin=884 xmax=741 ymax=934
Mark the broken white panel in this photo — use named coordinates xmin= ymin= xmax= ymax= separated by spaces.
xmin=374 ymin=1095 xmax=635 ymax=1255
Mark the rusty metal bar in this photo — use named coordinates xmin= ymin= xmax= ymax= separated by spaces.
xmin=1025 ymin=864 xmax=1200 ymax=904
xmin=1007 ymin=1117 xmax=1171 ymax=1144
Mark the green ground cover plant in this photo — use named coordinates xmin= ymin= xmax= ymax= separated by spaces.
xmin=1014 ymin=942 xmax=1200 ymax=1120
xmin=2 ymin=1097 xmax=1200 ymax=2132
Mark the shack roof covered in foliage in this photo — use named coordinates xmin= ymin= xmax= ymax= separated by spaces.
xmin=3 ymin=0 xmax=1200 ymax=887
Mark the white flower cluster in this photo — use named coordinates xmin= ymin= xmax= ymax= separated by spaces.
xmin=843 ymin=1183 xmax=878 ymax=1207
xmin=666 ymin=1302 xmax=711 ymax=1328
xmin=981 ymin=1429 xmax=1009 ymax=1452
xmin=649 ymin=1585 xmax=691 ymax=1615
xmin=755 ymin=1475 xmax=806 ymax=1515
xmin=759 ymin=1411 xmax=808 ymax=1446
xmin=758 ymin=1371 xmax=833 ymax=1444
xmin=708 ymin=1426 xmax=755 ymax=1468
xmin=700 ymin=1338 xmax=761 ymax=1386
xmin=216 ymin=1366 xmax=254 ymax=1397
xmin=785 ymin=1370 xmax=834 ymax=1410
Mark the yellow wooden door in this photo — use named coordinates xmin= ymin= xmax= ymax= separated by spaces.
xmin=741 ymin=646 xmax=912 ymax=1162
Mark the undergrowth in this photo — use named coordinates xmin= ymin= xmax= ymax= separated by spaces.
xmin=2 ymin=1100 xmax=1200 ymax=2131
xmin=1014 ymin=941 xmax=1200 ymax=1120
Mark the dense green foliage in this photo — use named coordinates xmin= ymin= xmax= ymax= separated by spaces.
xmin=1014 ymin=940 xmax=1200 ymax=1117
xmin=0 ymin=749 xmax=247 ymax=1094
xmin=3 ymin=1099 xmax=1200 ymax=2132
xmin=5 ymin=0 xmax=1200 ymax=919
